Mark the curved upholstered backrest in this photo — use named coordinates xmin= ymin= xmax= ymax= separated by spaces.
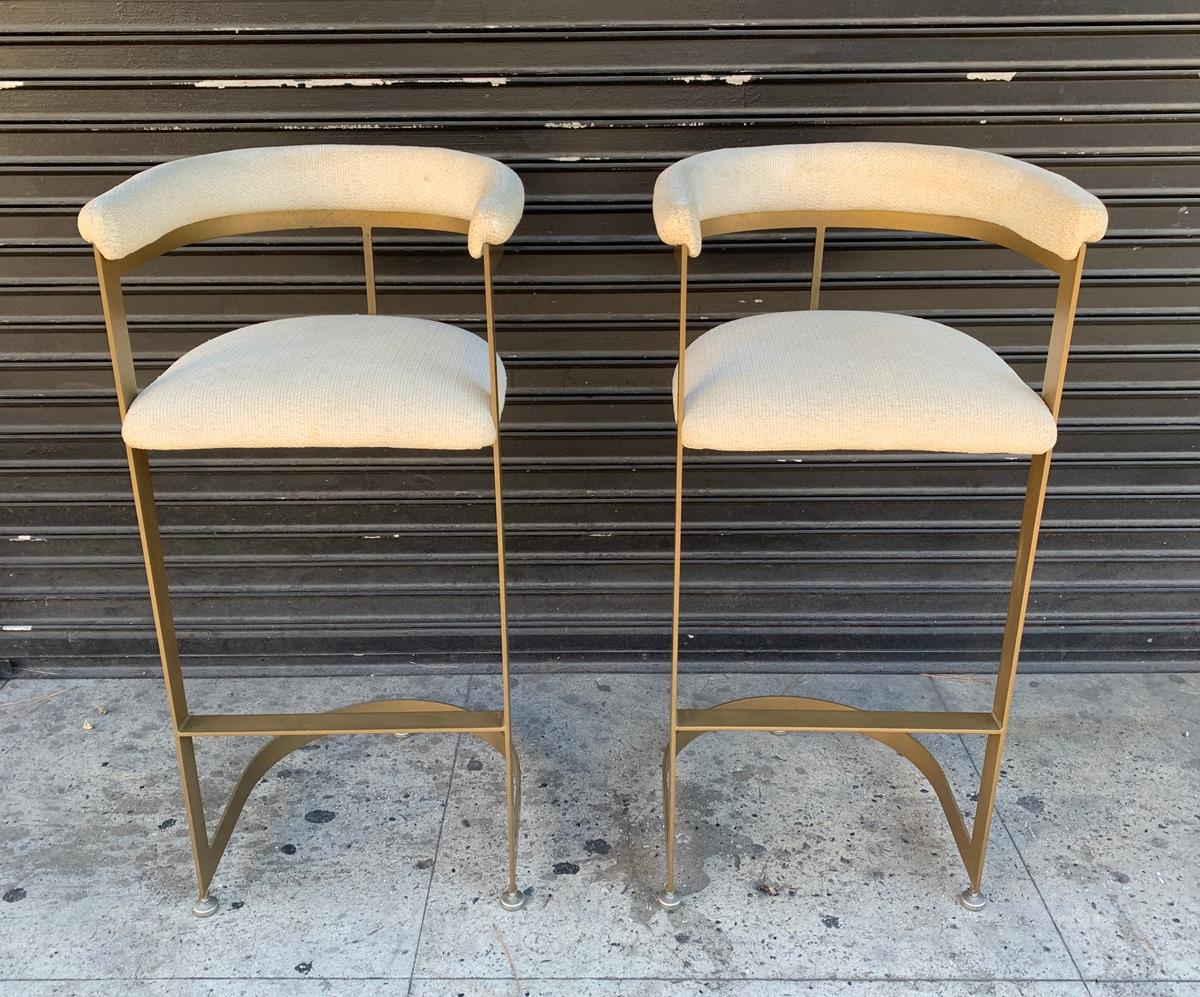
xmin=654 ymin=142 xmax=1108 ymax=261
xmin=79 ymin=144 xmax=524 ymax=261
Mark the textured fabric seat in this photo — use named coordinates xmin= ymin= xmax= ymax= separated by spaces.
xmin=674 ymin=310 xmax=1056 ymax=454
xmin=121 ymin=313 xmax=505 ymax=451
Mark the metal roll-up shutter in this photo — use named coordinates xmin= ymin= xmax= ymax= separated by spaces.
xmin=1 ymin=2 xmax=1197 ymax=676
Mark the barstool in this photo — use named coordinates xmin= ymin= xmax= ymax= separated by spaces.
xmin=78 ymin=145 xmax=529 ymax=915
xmin=651 ymin=142 xmax=1108 ymax=910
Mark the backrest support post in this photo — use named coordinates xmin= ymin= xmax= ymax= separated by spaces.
xmin=809 ymin=225 xmax=826 ymax=311
xmin=483 ymin=245 xmax=503 ymax=429
xmin=1041 ymin=247 xmax=1086 ymax=420
xmin=362 ymin=226 xmax=377 ymax=315
xmin=94 ymin=249 xmax=138 ymax=419
xmin=675 ymin=246 xmax=689 ymax=417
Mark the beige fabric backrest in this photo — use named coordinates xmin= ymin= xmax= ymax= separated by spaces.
xmin=653 ymin=142 xmax=1108 ymax=260
xmin=78 ymin=144 xmax=524 ymax=261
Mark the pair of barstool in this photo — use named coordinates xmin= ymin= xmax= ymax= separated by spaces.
xmin=78 ymin=142 xmax=1107 ymax=917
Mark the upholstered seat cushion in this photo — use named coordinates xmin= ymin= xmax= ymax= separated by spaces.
xmin=674 ymin=310 xmax=1056 ymax=454
xmin=121 ymin=314 xmax=505 ymax=450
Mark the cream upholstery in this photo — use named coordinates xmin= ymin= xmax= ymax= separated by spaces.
xmin=654 ymin=142 xmax=1107 ymax=260
xmin=121 ymin=314 xmax=504 ymax=451
xmin=78 ymin=145 xmax=524 ymax=260
xmin=674 ymin=310 xmax=1057 ymax=454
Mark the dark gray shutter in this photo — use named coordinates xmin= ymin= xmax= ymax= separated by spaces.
xmin=2 ymin=2 xmax=1197 ymax=676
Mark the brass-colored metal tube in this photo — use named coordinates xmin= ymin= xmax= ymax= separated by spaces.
xmin=180 ymin=709 xmax=505 ymax=737
xmin=484 ymin=245 xmax=522 ymax=899
xmin=362 ymin=226 xmax=377 ymax=315
xmin=676 ymin=707 xmax=1000 ymax=736
xmin=809 ymin=225 xmax=825 ymax=310
xmin=662 ymin=247 xmax=688 ymax=901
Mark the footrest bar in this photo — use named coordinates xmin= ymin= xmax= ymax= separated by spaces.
xmin=676 ymin=707 xmax=1000 ymax=736
xmin=180 ymin=709 xmax=504 ymax=738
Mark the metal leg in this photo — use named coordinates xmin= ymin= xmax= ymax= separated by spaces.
xmin=483 ymin=283 xmax=526 ymax=911
xmin=656 ymin=742 xmax=682 ymax=911
xmin=499 ymin=743 xmax=526 ymax=911
xmin=125 ymin=448 xmax=219 ymax=915
xmin=959 ymin=731 xmax=1006 ymax=911
xmin=961 ymin=732 xmax=1008 ymax=912
xmin=658 ymin=407 xmax=686 ymax=910
xmin=659 ymin=249 xmax=687 ymax=911
xmin=173 ymin=735 xmax=217 ymax=914
xmin=958 ymin=452 xmax=1053 ymax=909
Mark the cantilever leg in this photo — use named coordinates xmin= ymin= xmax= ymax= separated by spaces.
xmin=955 ymin=256 xmax=1084 ymax=910
xmin=124 ymin=447 xmax=220 ymax=915
xmin=657 ymin=248 xmax=688 ymax=912
xmin=658 ymin=742 xmax=682 ymax=910
xmin=958 ymin=451 xmax=1054 ymax=910
xmin=484 ymin=245 xmax=526 ymax=912
xmin=960 ymin=732 xmax=1006 ymax=911
xmin=499 ymin=743 xmax=524 ymax=910
xmin=658 ymin=417 xmax=686 ymax=911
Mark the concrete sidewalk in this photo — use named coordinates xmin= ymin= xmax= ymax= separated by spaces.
xmin=0 ymin=671 xmax=1195 ymax=996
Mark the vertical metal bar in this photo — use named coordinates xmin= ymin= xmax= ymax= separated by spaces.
xmin=125 ymin=448 xmax=191 ymax=732
xmin=174 ymin=734 xmax=215 ymax=895
xmin=989 ymin=451 xmax=1053 ymax=726
xmin=993 ymin=253 xmax=1084 ymax=724
xmin=483 ymin=246 xmax=519 ymax=897
xmin=362 ymin=226 xmax=378 ymax=315
xmin=128 ymin=446 xmax=213 ymax=896
xmin=95 ymin=253 xmax=213 ymax=901
xmin=94 ymin=251 xmax=138 ymax=418
xmin=809 ymin=225 xmax=826 ymax=311
xmin=965 ymin=452 xmax=1051 ymax=893
xmin=967 ymin=250 xmax=1085 ymax=894
xmin=1040 ymin=248 xmax=1086 ymax=420
xmin=128 ymin=458 xmax=214 ymax=901
xmin=662 ymin=246 xmax=688 ymax=905
xmin=966 ymin=731 xmax=1007 ymax=892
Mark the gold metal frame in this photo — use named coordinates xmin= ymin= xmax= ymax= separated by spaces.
xmin=659 ymin=209 xmax=1086 ymax=912
xmin=92 ymin=209 xmax=526 ymax=916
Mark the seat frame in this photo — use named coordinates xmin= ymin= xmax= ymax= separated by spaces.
xmin=658 ymin=208 xmax=1087 ymax=912
xmin=93 ymin=208 xmax=527 ymax=915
